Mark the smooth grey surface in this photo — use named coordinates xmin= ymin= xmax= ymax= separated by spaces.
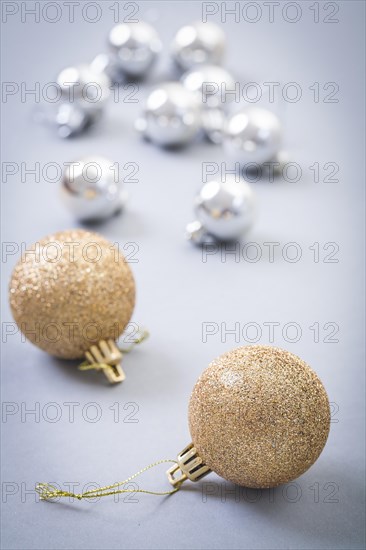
xmin=1 ymin=2 xmax=365 ymax=549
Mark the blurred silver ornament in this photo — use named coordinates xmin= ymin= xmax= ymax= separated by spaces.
xmin=186 ymin=176 xmax=256 ymax=244
xmin=48 ymin=64 xmax=111 ymax=138
xmin=181 ymin=64 xmax=235 ymax=142
xmin=199 ymin=108 xmax=227 ymax=144
xmin=172 ymin=22 xmax=226 ymax=72
xmin=61 ymin=156 xmax=127 ymax=221
xmin=90 ymin=53 xmax=126 ymax=85
xmin=53 ymin=103 xmax=91 ymax=138
xmin=181 ymin=65 xmax=235 ymax=108
xmin=223 ymin=107 xmax=283 ymax=165
xmin=136 ymin=82 xmax=202 ymax=147
xmin=108 ymin=21 xmax=161 ymax=78
xmin=57 ymin=64 xmax=110 ymax=110
xmin=35 ymin=101 xmax=94 ymax=139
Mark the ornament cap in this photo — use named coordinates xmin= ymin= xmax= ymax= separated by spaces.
xmin=166 ymin=443 xmax=211 ymax=487
xmin=186 ymin=221 xmax=216 ymax=246
xmin=84 ymin=339 xmax=125 ymax=383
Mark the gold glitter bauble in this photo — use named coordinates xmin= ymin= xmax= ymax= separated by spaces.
xmin=188 ymin=346 xmax=330 ymax=488
xmin=9 ymin=229 xmax=135 ymax=359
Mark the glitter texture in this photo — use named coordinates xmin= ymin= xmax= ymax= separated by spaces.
xmin=9 ymin=229 xmax=135 ymax=359
xmin=188 ymin=346 xmax=330 ymax=488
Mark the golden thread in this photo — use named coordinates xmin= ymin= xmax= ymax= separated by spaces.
xmin=119 ymin=328 xmax=149 ymax=353
xmin=36 ymin=460 xmax=182 ymax=501
xmin=78 ymin=329 xmax=149 ymax=373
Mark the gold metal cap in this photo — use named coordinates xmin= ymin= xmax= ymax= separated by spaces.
xmin=85 ymin=339 xmax=125 ymax=383
xmin=166 ymin=443 xmax=211 ymax=487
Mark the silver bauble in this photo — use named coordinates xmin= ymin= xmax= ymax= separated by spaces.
xmin=54 ymin=64 xmax=110 ymax=137
xmin=53 ymin=103 xmax=91 ymax=138
xmin=61 ymin=156 xmax=127 ymax=221
xmin=57 ymin=64 xmax=110 ymax=110
xmin=172 ymin=22 xmax=226 ymax=72
xmin=108 ymin=21 xmax=161 ymax=78
xmin=91 ymin=53 xmax=126 ymax=85
xmin=136 ymin=82 xmax=202 ymax=147
xmin=223 ymin=107 xmax=282 ymax=165
xmin=181 ymin=64 xmax=235 ymax=108
xmin=181 ymin=64 xmax=235 ymax=142
xmin=187 ymin=177 xmax=256 ymax=244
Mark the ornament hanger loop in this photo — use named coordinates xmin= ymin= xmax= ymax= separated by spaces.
xmin=36 ymin=459 xmax=181 ymax=502
xmin=78 ymin=329 xmax=149 ymax=384
xmin=83 ymin=339 xmax=125 ymax=383
xmin=166 ymin=443 xmax=210 ymax=487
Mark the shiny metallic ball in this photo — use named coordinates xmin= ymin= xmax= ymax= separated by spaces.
xmin=108 ymin=21 xmax=161 ymax=78
xmin=54 ymin=64 xmax=110 ymax=137
xmin=53 ymin=103 xmax=91 ymax=139
xmin=136 ymin=82 xmax=202 ymax=147
xmin=188 ymin=176 xmax=256 ymax=243
xmin=57 ymin=64 xmax=110 ymax=110
xmin=181 ymin=64 xmax=235 ymax=142
xmin=223 ymin=107 xmax=282 ymax=165
xmin=61 ymin=156 xmax=127 ymax=221
xmin=181 ymin=64 xmax=235 ymax=108
xmin=172 ymin=22 xmax=226 ymax=72
xmin=91 ymin=53 xmax=126 ymax=85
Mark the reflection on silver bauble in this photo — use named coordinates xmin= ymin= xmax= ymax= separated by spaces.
xmin=53 ymin=103 xmax=91 ymax=138
xmin=187 ymin=176 xmax=256 ymax=243
xmin=223 ymin=107 xmax=282 ymax=165
xmin=136 ymin=82 xmax=202 ymax=147
xmin=53 ymin=64 xmax=110 ymax=138
xmin=91 ymin=53 xmax=126 ymax=85
xmin=108 ymin=21 xmax=161 ymax=78
xmin=172 ymin=22 xmax=225 ymax=72
xmin=181 ymin=64 xmax=235 ymax=108
xmin=61 ymin=156 xmax=127 ymax=221
xmin=181 ymin=64 xmax=235 ymax=142
xmin=200 ymin=108 xmax=227 ymax=144
xmin=57 ymin=64 xmax=111 ymax=110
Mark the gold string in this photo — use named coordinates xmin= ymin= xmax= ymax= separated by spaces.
xmin=36 ymin=459 xmax=181 ymax=501
xmin=77 ymin=329 xmax=149 ymax=373
xmin=119 ymin=328 xmax=149 ymax=353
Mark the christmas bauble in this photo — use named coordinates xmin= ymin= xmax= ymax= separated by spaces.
xmin=9 ymin=230 xmax=135 ymax=360
xmin=108 ymin=21 xmax=161 ymax=78
xmin=91 ymin=53 xmax=126 ymax=86
xmin=186 ymin=176 xmax=256 ymax=244
xmin=53 ymin=64 xmax=110 ymax=137
xmin=172 ymin=22 xmax=226 ymax=72
xmin=136 ymin=82 xmax=201 ymax=147
xmin=57 ymin=64 xmax=111 ymax=111
xmin=187 ymin=346 xmax=330 ymax=488
xmin=181 ymin=64 xmax=235 ymax=142
xmin=223 ymin=107 xmax=282 ymax=165
xmin=51 ymin=103 xmax=92 ymax=138
xmin=181 ymin=64 xmax=235 ymax=109
xmin=61 ymin=156 xmax=128 ymax=221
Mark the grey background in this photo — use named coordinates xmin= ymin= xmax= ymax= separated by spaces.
xmin=1 ymin=1 xmax=365 ymax=549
